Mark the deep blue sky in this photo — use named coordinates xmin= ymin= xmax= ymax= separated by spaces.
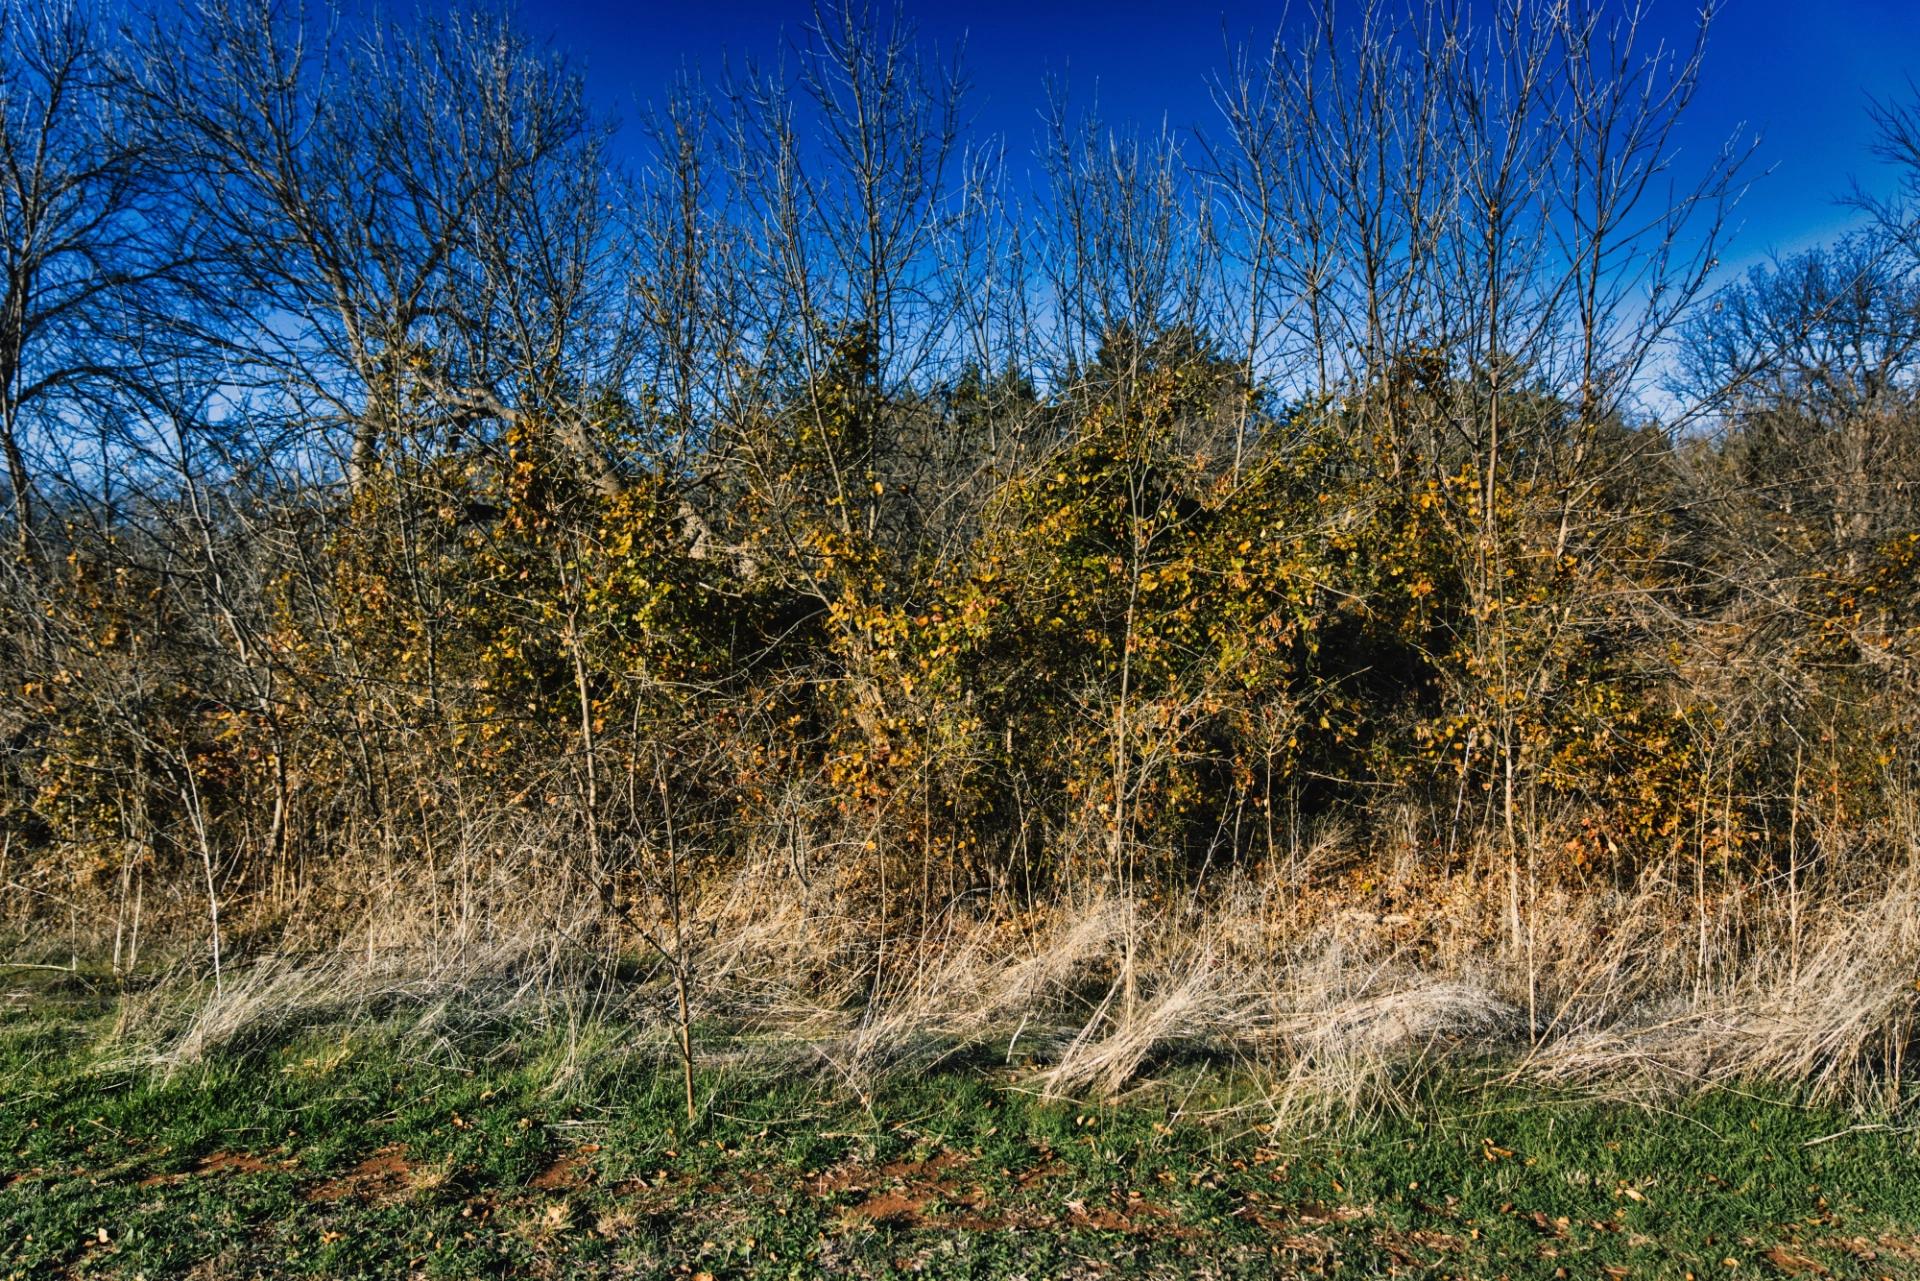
xmin=527 ymin=0 xmax=1920 ymax=275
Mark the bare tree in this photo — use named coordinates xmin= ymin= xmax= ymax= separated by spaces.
xmin=0 ymin=2 xmax=181 ymax=554
xmin=138 ymin=0 xmax=623 ymax=495
xmin=1036 ymin=87 xmax=1220 ymax=396
xmin=1681 ymin=234 xmax=1920 ymax=566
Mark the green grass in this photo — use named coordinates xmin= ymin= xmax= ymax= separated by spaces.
xmin=4 ymin=978 xmax=1919 ymax=1278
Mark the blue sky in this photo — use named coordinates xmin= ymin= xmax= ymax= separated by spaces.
xmin=528 ymin=0 xmax=1920 ymax=274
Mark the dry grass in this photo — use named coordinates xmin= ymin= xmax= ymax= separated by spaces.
xmin=1522 ymin=870 xmax=1920 ymax=1100
xmin=57 ymin=812 xmax=1919 ymax=1120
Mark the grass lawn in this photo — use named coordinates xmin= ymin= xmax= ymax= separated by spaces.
xmin=4 ymin=975 xmax=1919 ymax=1279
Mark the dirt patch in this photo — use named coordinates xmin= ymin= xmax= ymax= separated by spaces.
xmin=196 ymin=1150 xmax=276 ymax=1176
xmin=137 ymin=1150 xmax=287 ymax=1188
xmin=847 ymin=1188 xmax=925 ymax=1225
xmin=822 ymin=1149 xmax=1024 ymax=1231
xmin=1065 ymin=1203 xmax=1132 ymax=1232
xmin=308 ymin=1144 xmax=416 ymax=1204
xmin=1232 ymin=1197 xmax=1373 ymax=1251
xmin=880 ymin=1151 xmax=968 ymax=1182
xmin=811 ymin=1149 xmax=967 ymax=1197
xmin=530 ymin=1146 xmax=598 ymax=1192
xmin=1064 ymin=1193 xmax=1192 ymax=1236
xmin=813 ymin=1150 xmax=1194 ymax=1237
xmin=1015 ymin=1157 xmax=1067 ymax=1189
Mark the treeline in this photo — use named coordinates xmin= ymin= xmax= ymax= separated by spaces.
xmin=3 ymin=0 xmax=1918 ymax=963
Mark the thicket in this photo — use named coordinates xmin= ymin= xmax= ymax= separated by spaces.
xmin=3 ymin=0 xmax=1919 ymax=1091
